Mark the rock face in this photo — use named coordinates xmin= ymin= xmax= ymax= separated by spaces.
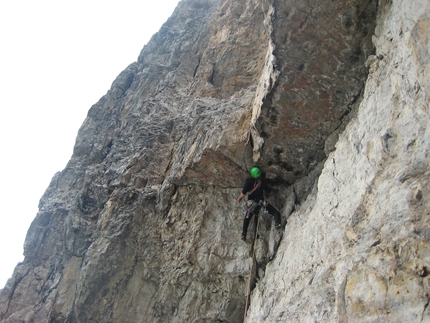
xmin=0 ymin=0 xmax=428 ymax=323
xmin=247 ymin=0 xmax=430 ymax=322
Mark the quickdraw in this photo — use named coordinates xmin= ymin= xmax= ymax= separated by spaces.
xmin=244 ymin=199 xmax=269 ymax=218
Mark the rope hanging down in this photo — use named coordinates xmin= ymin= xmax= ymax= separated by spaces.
xmin=243 ymin=213 xmax=260 ymax=323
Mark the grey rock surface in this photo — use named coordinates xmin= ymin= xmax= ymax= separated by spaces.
xmin=246 ymin=0 xmax=430 ymax=322
xmin=1 ymin=0 xmax=428 ymax=322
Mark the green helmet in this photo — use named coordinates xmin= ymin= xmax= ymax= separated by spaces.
xmin=250 ymin=166 xmax=261 ymax=179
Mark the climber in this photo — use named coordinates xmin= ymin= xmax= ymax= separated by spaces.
xmin=237 ymin=166 xmax=282 ymax=241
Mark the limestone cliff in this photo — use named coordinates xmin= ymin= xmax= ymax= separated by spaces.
xmin=0 ymin=0 xmax=428 ymax=322
xmin=247 ymin=0 xmax=430 ymax=321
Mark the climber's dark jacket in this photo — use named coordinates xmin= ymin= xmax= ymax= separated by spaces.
xmin=241 ymin=177 xmax=271 ymax=201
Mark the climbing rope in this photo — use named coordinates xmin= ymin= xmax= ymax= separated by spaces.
xmin=243 ymin=213 xmax=260 ymax=323
xmin=242 ymin=122 xmax=263 ymax=322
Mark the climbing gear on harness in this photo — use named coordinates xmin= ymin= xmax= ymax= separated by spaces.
xmin=250 ymin=166 xmax=261 ymax=179
xmin=244 ymin=199 xmax=269 ymax=218
xmin=245 ymin=200 xmax=259 ymax=218
xmin=261 ymin=200 xmax=269 ymax=214
xmin=246 ymin=200 xmax=255 ymax=207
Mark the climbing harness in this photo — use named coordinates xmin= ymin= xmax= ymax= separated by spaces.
xmin=244 ymin=200 xmax=258 ymax=218
xmin=244 ymin=199 xmax=269 ymax=218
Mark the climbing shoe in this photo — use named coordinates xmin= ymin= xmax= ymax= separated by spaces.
xmin=241 ymin=234 xmax=246 ymax=241
xmin=276 ymin=223 xmax=282 ymax=229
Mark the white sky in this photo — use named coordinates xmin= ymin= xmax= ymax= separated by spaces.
xmin=0 ymin=0 xmax=180 ymax=289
